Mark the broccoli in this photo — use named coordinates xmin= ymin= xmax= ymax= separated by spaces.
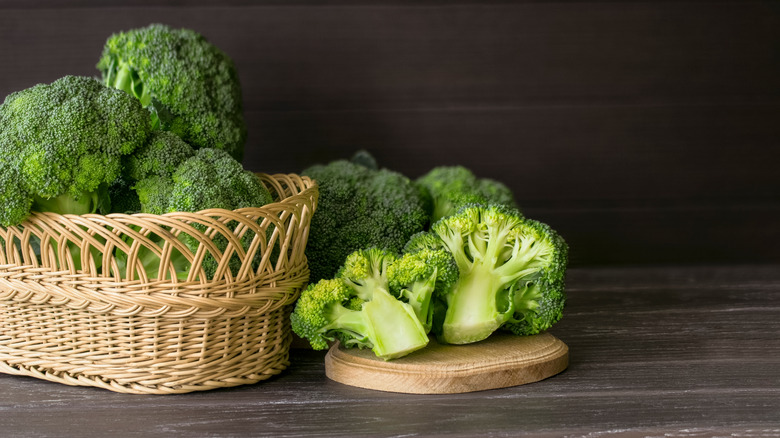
xmin=387 ymin=249 xmax=459 ymax=333
xmin=131 ymin=147 xmax=273 ymax=279
xmin=416 ymin=166 xmax=518 ymax=223
xmin=291 ymin=248 xmax=430 ymax=360
xmin=301 ymin=156 xmax=429 ymax=282
xmin=0 ymin=75 xmax=151 ymax=227
xmin=134 ymin=147 xmax=270 ymax=215
xmin=98 ymin=23 xmax=247 ymax=161
xmin=413 ymin=204 xmax=567 ymax=344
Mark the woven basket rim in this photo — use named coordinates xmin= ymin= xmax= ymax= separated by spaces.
xmin=0 ymin=173 xmax=318 ymax=317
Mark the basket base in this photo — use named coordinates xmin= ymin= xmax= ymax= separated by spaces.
xmin=0 ymin=356 xmax=290 ymax=394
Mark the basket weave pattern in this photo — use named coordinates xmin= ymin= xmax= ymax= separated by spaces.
xmin=0 ymin=174 xmax=317 ymax=394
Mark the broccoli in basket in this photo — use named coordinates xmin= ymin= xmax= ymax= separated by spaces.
xmin=98 ymin=23 xmax=247 ymax=161
xmin=0 ymin=75 xmax=151 ymax=227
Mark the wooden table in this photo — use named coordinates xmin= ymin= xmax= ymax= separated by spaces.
xmin=1 ymin=265 xmax=778 ymax=437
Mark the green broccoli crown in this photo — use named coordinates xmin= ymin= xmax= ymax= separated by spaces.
xmin=98 ymin=23 xmax=247 ymax=161
xmin=0 ymin=162 xmax=32 ymax=227
xmin=133 ymin=147 xmax=273 ymax=280
xmin=403 ymin=231 xmax=448 ymax=254
xmin=302 ymin=159 xmax=430 ymax=282
xmin=416 ymin=166 xmax=518 ymax=223
xmin=336 ymin=247 xmax=398 ymax=300
xmin=431 ymin=204 xmax=567 ymax=344
xmin=388 ymin=249 xmax=459 ymax=298
xmin=503 ymin=218 xmax=569 ymax=336
xmin=135 ymin=147 xmax=271 ymax=214
xmin=0 ymin=75 xmax=151 ymax=226
xmin=125 ymin=130 xmax=195 ymax=182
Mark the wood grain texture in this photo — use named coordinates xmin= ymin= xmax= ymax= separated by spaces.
xmin=325 ymin=333 xmax=569 ymax=394
xmin=0 ymin=1 xmax=778 ymax=265
xmin=0 ymin=265 xmax=778 ymax=437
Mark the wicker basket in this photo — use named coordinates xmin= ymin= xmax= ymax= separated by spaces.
xmin=0 ymin=173 xmax=317 ymax=394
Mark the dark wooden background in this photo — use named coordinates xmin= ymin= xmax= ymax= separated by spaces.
xmin=1 ymin=0 xmax=778 ymax=267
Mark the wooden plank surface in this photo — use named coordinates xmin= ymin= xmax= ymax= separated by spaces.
xmin=1 ymin=265 xmax=778 ymax=437
xmin=0 ymin=1 xmax=778 ymax=265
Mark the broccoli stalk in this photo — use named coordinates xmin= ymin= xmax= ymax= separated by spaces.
xmin=422 ymin=204 xmax=567 ymax=344
xmin=387 ymin=248 xmax=459 ymax=333
xmin=291 ymin=248 xmax=430 ymax=360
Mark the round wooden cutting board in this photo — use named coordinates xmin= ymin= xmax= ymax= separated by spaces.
xmin=324 ymin=332 xmax=568 ymax=394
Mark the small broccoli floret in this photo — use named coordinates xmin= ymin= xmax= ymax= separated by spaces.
xmin=133 ymin=147 xmax=273 ymax=279
xmin=387 ymin=249 xmax=459 ymax=332
xmin=292 ymin=248 xmax=430 ymax=360
xmin=98 ymin=23 xmax=246 ymax=160
xmin=430 ymin=204 xmax=568 ymax=344
xmin=0 ymin=75 xmax=151 ymax=227
xmin=403 ymin=231 xmax=448 ymax=254
xmin=302 ymin=156 xmax=429 ymax=282
xmin=416 ymin=166 xmax=518 ymax=223
xmin=135 ymin=147 xmax=271 ymax=214
xmin=125 ymin=131 xmax=195 ymax=182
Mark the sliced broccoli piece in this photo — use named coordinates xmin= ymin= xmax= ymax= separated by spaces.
xmin=302 ymin=156 xmax=429 ymax=282
xmin=416 ymin=166 xmax=518 ymax=223
xmin=98 ymin=23 xmax=246 ymax=160
xmin=292 ymin=248 xmax=430 ymax=360
xmin=387 ymin=248 xmax=459 ymax=333
xmin=429 ymin=204 xmax=568 ymax=344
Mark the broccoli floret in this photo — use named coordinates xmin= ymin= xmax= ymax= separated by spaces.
xmin=387 ymin=248 xmax=459 ymax=333
xmin=135 ymin=147 xmax=271 ymax=214
xmin=0 ymin=75 xmax=151 ymax=227
xmin=426 ymin=204 xmax=568 ymax=344
xmin=302 ymin=157 xmax=429 ymax=282
xmin=133 ymin=147 xmax=273 ymax=279
xmin=125 ymin=131 xmax=196 ymax=182
xmin=416 ymin=166 xmax=518 ymax=223
xmin=98 ymin=23 xmax=246 ymax=161
xmin=291 ymin=248 xmax=430 ymax=360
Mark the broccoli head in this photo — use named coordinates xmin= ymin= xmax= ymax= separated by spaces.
xmin=0 ymin=75 xmax=151 ymax=226
xmin=291 ymin=248 xmax=430 ymax=360
xmin=302 ymin=157 xmax=429 ymax=282
xmin=132 ymin=147 xmax=273 ymax=279
xmin=135 ymin=147 xmax=271 ymax=215
xmin=98 ymin=23 xmax=247 ymax=161
xmin=416 ymin=166 xmax=518 ymax=223
xmin=426 ymin=204 xmax=568 ymax=344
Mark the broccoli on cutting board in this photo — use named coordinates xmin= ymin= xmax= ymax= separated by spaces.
xmin=291 ymin=247 xmax=457 ymax=360
xmin=408 ymin=204 xmax=568 ymax=345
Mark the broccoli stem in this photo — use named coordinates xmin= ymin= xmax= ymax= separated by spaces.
xmin=362 ymin=287 xmax=429 ymax=360
xmin=31 ymin=192 xmax=100 ymax=216
xmin=400 ymin=272 xmax=437 ymax=332
xmin=441 ymin=263 xmax=512 ymax=344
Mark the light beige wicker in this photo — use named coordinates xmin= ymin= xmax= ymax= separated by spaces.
xmin=0 ymin=173 xmax=317 ymax=394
